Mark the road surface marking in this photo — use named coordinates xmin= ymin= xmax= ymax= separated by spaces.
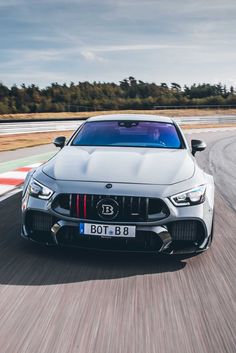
xmin=0 ymin=163 xmax=41 ymax=196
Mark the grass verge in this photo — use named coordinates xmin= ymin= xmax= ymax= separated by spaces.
xmin=1 ymin=108 xmax=236 ymax=121
xmin=0 ymin=131 xmax=73 ymax=152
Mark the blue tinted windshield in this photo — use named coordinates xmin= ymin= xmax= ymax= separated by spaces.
xmin=72 ymin=121 xmax=183 ymax=149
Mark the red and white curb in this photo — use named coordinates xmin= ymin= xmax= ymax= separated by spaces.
xmin=0 ymin=163 xmax=41 ymax=196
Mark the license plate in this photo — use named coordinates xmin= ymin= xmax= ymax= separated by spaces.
xmin=79 ymin=223 xmax=136 ymax=238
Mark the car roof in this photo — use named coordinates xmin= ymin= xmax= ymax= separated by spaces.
xmin=86 ymin=114 xmax=173 ymax=124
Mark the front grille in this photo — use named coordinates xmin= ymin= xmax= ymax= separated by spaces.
xmin=52 ymin=194 xmax=169 ymax=223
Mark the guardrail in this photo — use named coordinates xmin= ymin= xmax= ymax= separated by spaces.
xmin=1 ymin=113 xmax=236 ymax=136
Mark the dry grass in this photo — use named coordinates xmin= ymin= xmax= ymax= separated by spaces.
xmin=1 ymin=108 xmax=236 ymax=121
xmin=154 ymin=108 xmax=236 ymax=117
xmin=0 ymin=131 xmax=73 ymax=152
xmin=1 ymin=123 xmax=236 ymax=152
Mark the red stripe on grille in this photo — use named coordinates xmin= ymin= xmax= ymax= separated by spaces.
xmin=76 ymin=195 xmax=80 ymax=217
xmin=83 ymin=195 xmax=87 ymax=219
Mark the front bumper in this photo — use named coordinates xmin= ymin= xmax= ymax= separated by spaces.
xmin=22 ymin=194 xmax=213 ymax=254
xmin=22 ymin=163 xmax=215 ymax=254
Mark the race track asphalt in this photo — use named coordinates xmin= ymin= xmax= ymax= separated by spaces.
xmin=0 ymin=130 xmax=235 ymax=353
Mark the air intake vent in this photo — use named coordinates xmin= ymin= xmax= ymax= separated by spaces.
xmin=26 ymin=211 xmax=54 ymax=232
xmin=170 ymin=221 xmax=201 ymax=242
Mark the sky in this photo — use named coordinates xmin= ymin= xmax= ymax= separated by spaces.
xmin=0 ymin=0 xmax=236 ymax=88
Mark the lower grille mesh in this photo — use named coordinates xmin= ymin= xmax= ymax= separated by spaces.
xmin=56 ymin=227 xmax=163 ymax=252
xmin=32 ymin=213 xmax=53 ymax=232
xmin=26 ymin=211 xmax=54 ymax=232
xmin=25 ymin=211 xmax=55 ymax=244
xmin=170 ymin=221 xmax=198 ymax=241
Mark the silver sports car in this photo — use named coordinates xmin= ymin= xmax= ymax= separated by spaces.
xmin=22 ymin=114 xmax=214 ymax=254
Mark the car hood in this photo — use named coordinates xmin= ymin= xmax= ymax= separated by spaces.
xmin=43 ymin=146 xmax=195 ymax=185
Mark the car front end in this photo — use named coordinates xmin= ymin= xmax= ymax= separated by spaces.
xmin=21 ymin=115 xmax=214 ymax=255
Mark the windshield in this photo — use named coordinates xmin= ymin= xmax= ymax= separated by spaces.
xmin=71 ymin=121 xmax=183 ymax=149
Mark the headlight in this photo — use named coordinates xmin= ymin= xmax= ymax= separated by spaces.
xmin=22 ymin=170 xmax=35 ymax=197
xmin=170 ymin=185 xmax=206 ymax=207
xmin=28 ymin=179 xmax=53 ymax=200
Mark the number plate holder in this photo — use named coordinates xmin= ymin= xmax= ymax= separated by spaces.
xmin=80 ymin=223 xmax=136 ymax=238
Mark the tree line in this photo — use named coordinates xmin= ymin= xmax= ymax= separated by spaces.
xmin=0 ymin=76 xmax=236 ymax=114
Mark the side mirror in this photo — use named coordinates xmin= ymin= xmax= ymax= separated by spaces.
xmin=191 ymin=139 xmax=206 ymax=156
xmin=53 ymin=136 xmax=66 ymax=148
